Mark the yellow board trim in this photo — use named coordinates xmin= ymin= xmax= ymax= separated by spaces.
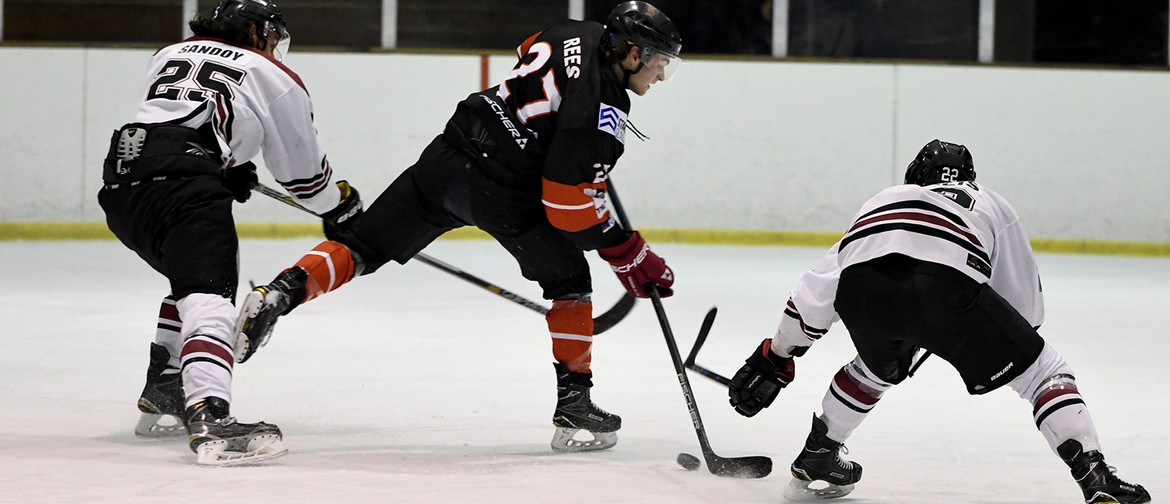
xmin=1 ymin=222 xmax=1167 ymax=258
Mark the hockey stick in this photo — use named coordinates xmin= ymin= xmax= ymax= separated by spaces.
xmin=683 ymin=307 xmax=734 ymax=387
xmin=251 ymin=183 xmax=635 ymax=333
xmin=683 ymin=307 xmax=932 ymax=383
xmin=606 ymin=183 xmax=769 ymax=476
xmin=649 ymin=287 xmax=773 ymax=478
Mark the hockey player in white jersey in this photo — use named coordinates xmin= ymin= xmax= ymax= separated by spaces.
xmin=98 ymin=0 xmax=361 ymax=465
xmin=726 ymin=140 xmax=1150 ymax=503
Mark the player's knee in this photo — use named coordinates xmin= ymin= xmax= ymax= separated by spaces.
xmin=547 ymin=295 xmax=594 ymax=335
xmin=1008 ymin=343 xmax=1074 ymax=399
xmin=844 ymin=357 xmax=896 ymax=397
xmin=323 ymin=229 xmax=380 ymax=276
xmin=175 ymin=293 xmax=236 ymax=339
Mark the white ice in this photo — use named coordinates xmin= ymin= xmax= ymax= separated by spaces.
xmin=1 ymin=238 xmax=1166 ymax=503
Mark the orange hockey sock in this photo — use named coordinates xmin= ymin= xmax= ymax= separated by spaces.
xmin=548 ymin=299 xmax=594 ymax=374
xmin=293 ymin=240 xmax=356 ymax=303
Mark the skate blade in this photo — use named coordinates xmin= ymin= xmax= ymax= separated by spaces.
xmin=232 ymin=291 xmax=265 ymax=363
xmin=550 ymin=428 xmax=617 ymax=452
xmin=783 ymin=476 xmax=855 ymax=501
xmin=134 ymin=412 xmax=186 ymax=438
xmin=195 ymin=435 xmax=288 ymax=466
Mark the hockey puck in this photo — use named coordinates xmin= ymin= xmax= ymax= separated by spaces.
xmin=677 ymin=452 xmax=701 ymax=471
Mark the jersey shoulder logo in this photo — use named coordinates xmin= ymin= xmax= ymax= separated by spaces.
xmin=597 ymin=104 xmax=627 ymax=144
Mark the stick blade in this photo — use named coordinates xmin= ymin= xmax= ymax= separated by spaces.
xmin=684 ymin=307 xmax=718 ymax=366
xmin=594 ymin=293 xmax=636 ymax=334
xmin=706 ymin=454 xmax=773 ymax=478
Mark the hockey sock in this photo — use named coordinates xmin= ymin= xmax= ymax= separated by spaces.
xmin=177 ymin=293 xmax=237 ymax=407
xmin=820 ymin=356 xmax=893 ymax=443
xmin=294 ymin=240 xmax=357 ymax=303
xmin=156 ymin=296 xmax=182 ymax=368
xmin=1008 ymin=344 xmax=1101 ymax=454
xmin=548 ymin=299 xmax=594 ymax=374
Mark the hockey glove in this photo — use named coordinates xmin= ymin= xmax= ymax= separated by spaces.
xmin=221 ymin=161 xmax=258 ymax=203
xmin=728 ymin=338 xmax=795 ymax=417
xmin=322 ymin=180 xmax=363 ymax=241
xmin=597 ymin=231 xmax=674 ymax=298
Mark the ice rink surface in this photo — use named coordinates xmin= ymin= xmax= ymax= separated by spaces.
xmin=1 ymin=238 xmax=1166 ymax=503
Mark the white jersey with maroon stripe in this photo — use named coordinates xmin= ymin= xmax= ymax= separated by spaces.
xmin=774 ymin=181 xmax=1044 ymax=353
xmin=132 ymin=37 xmax=339 ymax=214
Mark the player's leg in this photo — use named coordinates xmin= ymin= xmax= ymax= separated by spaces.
xmin=911 ymin=260 xmax=1146 ymax=504
xmin=163 ymin=179 xmax=286 ymax=465
xmin=790 ymin=354 xmax=897 ymax=497
xmin=789 ymin=255 xmax=944 ymax=498
xmin=963 ymin=292 xmax=1152 ymax=503
xmin=100 ymin=181 xmax=184 ymax=435
xmin=234 ymin=240 xmax=358 ymax=362
xmin=485 ymin=218 xmax=619 ymax=452
xmin=134 ymin=296 xmax=186 ymax=437
xmin=237 ymin=137 xmax=464 ymax=361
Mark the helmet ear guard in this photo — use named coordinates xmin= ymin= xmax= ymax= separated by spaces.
xmin=904 ymin=139 xmax=976 ymax=186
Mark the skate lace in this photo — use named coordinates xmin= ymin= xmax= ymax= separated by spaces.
xmin=836 ymin=445 xmax=854 ymax=470
xmin=591 ymin=400 xmax=612 ymax=416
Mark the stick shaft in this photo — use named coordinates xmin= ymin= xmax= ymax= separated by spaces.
xmin=251 ymin=183 xmax=634 ymax=332
xmin=649 ymin=287 xmax=718 ymax=458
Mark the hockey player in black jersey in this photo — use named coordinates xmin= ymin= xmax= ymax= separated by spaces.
xmin=237 ymin=2 xmax=681 ymax=452
xmin=99 ymin=0 xmax=361 ymax=465
xmin=727 ymin=140 xmax=1150 ymax=503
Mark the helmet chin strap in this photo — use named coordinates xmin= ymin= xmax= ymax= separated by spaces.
xmin=622 ymin=59 xmax=644 ymax=89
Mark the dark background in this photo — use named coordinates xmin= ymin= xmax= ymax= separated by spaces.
xmin=4 ymin=0 xmax=1166 ymax=66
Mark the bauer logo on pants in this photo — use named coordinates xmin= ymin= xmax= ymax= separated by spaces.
xmin=597 ymin=104 xmax=627 ymax=144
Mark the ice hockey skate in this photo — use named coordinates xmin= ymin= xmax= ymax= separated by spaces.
xmin=135 ymin=343 xmax=186 ymax=437
xmin=550 ymin=363 xmax=621 ymax=452
xmin=1058 ymin=440 xmax=1150 ymax=504
xmin=185 ymin=397 xmax=287 ymax=466
xmin=784 ymin=415 xmax=863 ymax=501
xmin=233 ymin=282 xmax=292 ymax=363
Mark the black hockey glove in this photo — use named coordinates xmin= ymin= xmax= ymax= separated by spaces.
xmin=322 ymin=180 xmax=363 ymax=241
xmin=728 ymin=338 xmax=795 ymax=418
xmin=221 ymin=161 xmax=258 ymax=203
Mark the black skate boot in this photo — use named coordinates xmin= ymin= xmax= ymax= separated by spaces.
xmin=550 ymin=363 xmax=621 ymax=452
xmin=785 ymin=414 xmax=863 ymax=500
xmin=233 ymin=268 xmax=306 ymax=363
xmin=184 ymin=397 xmax=287 ymax=466
xmin=135 ymin=343 xmax=186 ymax=437
xmin=1058 ymin=440 xmax=1151 ymax=504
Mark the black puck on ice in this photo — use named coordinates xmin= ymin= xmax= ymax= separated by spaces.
xmin=677 ymin=452 xmax=701 ymax=471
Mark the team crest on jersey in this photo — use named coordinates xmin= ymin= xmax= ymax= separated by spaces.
xmin=597 ymin=104 xmax=627 ymax=144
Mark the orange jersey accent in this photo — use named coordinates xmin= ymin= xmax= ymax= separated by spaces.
xmin=542 ymin=178 xmax=610 ymax=232
xmin=547 ymin=299 xmax=594 ymax=374
xmin=294 ymin=240 xmax=356 ymax=303
xmin=515 ymin=30 xmax=544 ymax=58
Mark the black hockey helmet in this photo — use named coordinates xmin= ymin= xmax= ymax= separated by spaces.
xmin=604 ymin=1 xmax=683 ymax=80
xmin=213 ymin=0 xmax=290 ymax=58
xmin=904 ymin=139 xmax=976 ymax=186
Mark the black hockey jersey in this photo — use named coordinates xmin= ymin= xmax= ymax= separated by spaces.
xmin=448 ymin=20 xmax=630 ymax=250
